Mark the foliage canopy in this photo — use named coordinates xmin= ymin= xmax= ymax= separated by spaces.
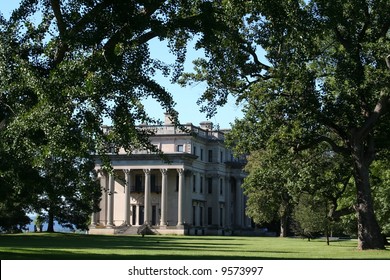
xmin=182 ymin=0 xmax=390 ymax=250
xmin=0 ymin=0 xmax=219 ymax=231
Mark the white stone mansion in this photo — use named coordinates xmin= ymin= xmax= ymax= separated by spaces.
xmin=89 ymin=114 xmax=252 ymax=235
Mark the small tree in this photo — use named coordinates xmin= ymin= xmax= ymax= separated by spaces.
xmin=242 ymin=149 xmax=294 ymax=237
xmin=0 ymin=202 xmax=31 ymax=233
xmin=291 ymin=194 xmax=329 ymax=242
xmin=242 ymin=143 xmax=354 ymax=238
xmin=34 ymin=215 xmax=45 ymax=232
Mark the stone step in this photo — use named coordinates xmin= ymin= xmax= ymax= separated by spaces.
xmin=119 ymin=226 xmax=140 ymax=235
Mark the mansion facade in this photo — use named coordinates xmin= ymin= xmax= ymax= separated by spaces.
xmin=89 ymin=114 xmax=252 ymax=235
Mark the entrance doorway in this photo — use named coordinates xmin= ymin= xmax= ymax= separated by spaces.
xmin=152 ymin=205 xmax=157 ymax=225
xmin=139 ymin=206 xmax=144 ymax=225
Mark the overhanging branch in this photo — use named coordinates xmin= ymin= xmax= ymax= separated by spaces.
xmin=296 ymin=135 xmax=349 ymax=156
xmin=328 ymin=205 xmax=355 ymax=221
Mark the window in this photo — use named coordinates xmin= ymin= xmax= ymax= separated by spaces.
xmin=200 ymin=176 xmax=203 ymax=193
xmin=151 ymin=174 xmax=160 ymax=192
xmin=220 ymin=151 xmax=223 ymax=162
xmin=177 ymin=144 xmax=184 ymax=152
xmin=220 ymin=178 xmax=223 ymax=195
xmin=200 ymin=207 xmax=204 ymax=226
xmin=208 ymin=207 xmax=213 ymax=225
xmin=220 ymin=207 xmax=223 ymax=227
xmin=200 ymin=148 xmax=204 ymax=160
xmin=132 ymin=205 xmax=136 ymax=225
xmin=193 ymin=146 xmax=197 ymax=156
xmin=152 ymin=205 xmax=157 ymax=225
xmin=193 ymin=175 xmax=196 ymax=192
xmin=208 ymin=149 xmax=213 ymax=162
xmin=193 ymin=206 xmax=196 ymax=226
xmin=208 ymin=178 xmax=213 ymax=194
xmin=135 ymin=174 xmax=143 ymax=192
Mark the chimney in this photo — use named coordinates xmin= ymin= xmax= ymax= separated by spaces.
xmin=164 ymin=112 xmax=174 ymax=125
xmin=199 ymin=121 xmax=213 ymax=131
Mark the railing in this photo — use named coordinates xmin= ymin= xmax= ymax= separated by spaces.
xmin=130 ymin=185 xmax=161 ymax=193
xmin=105 ymin=123 xmax=227 ymax=140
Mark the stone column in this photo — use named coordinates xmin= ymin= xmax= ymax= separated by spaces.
xmin=225 ymin=176 xmax=231 ymax=228
xmin=177 ymin=168 xmax=185 ymax=226
xmin=195 ymin=203 xmax=199 ymax=226
xmin=160 ymin=169 xmax=168 ymax=226
xmin=107 ymin=172 xmax=115 ymax=227
xmin=135 ymin=205 xmax=140 ymax=226
xmin=213 ymin=176 xmax=220 ymax=226
xmin=221 ymin=204 xmax=225 ymax=227
xmin=91 ymin=171 xmax=102 ymax=226
xmin=98 ymin=171 xmax=108 ymax=225
xmin=123 ymin=169 xmax=131 ymax=226
xmin=90 ymin=213 xmax=96 ymax=227
xmin=236 ymin=177 xmax=243 ymax=228
xmin=144 ymin=169 xmax=151 ymax=225
xmin=199 ymin=203 xmax=204 ymax=226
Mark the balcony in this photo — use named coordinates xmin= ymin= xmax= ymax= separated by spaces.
xmin=130 ymin=185 xmax=161 ymax=193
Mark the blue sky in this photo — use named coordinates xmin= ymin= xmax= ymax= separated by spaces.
xmin=0 ymin=1 xmax=244 ymax=129
xmin=145 ymin=38 xmax=244 ymax=129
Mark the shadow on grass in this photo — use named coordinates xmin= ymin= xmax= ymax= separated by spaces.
xmin=1 ymin=233 xmax=389 ymax=260
xmin=0 ymin=250 xmax=290 ymax=260
xmin=0 ymin=233 xmax=294 ymax=260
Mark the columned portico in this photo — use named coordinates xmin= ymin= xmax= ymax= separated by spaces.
xmin=90 ymin=119 xmax=249 ymax=236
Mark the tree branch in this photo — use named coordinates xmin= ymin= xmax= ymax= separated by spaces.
xmin=50 ymin=0 xmax=68 ymax=66
xmin=296 ymin=135 xmax=349 ymax=156
xmin=241 ymin=43 xmax=271 ymax=71
xmin=103 ymin=11 xmax=205 ymax=59
xmin=328 ymin=205 xmax=355 ymax=221
xmin=357 ymin=2 xmax=370 ymax=43
xmin=50 ymin=0 xmax=66 ymax=37
xmin=357 ymin=90 xmax=390 ymax=141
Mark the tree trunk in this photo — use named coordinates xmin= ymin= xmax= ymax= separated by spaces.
xmin=279 ymin=210 xmax=288 ymax=237
xmin=46 ymin=210 xmax=55 ymax=232
xmin=279 ymin=198 xmax=291 ymax=237
xmin=352 ymin=139 xmax=384 ymax=250
xmin=325 ymin=222 xmax=330 ymax=246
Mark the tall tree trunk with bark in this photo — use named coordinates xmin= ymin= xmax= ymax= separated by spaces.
xmin=352 ymin=134 xmax=384 ymax=250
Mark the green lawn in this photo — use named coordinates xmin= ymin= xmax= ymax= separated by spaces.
xmin=0 ymin=233 xmax=389 ymax=260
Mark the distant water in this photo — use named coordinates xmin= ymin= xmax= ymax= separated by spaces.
xmin=26 ymin=214 xmax=80 ymax=233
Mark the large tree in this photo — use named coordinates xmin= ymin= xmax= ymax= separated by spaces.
xmin=243 ymin=144 xmax=354 ymax=238
xmin=0 ymin=0 xmax=219 ymax=229
xmin=182 ymin=0 xmax=390 ymax=249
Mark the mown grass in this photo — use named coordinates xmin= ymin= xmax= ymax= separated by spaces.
xmin=0 ymin=233 xmax=389 ymax=260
